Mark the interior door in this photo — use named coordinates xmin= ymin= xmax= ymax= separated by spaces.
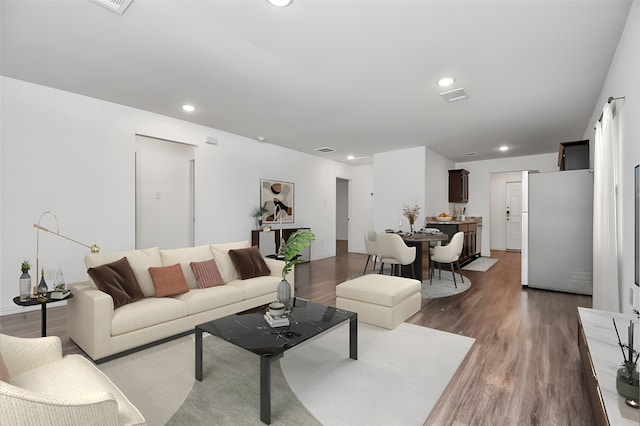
xmin=135 ymin=135 xmax=195 ymax=249
xmin=505 ymin=181 xmax=522 ymax=251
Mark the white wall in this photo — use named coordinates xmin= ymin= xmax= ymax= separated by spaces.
xmin=347 ymin=165 xmax=373 ymax=254
xmin=0 ymin=77 xmax=363 ymax=315
xmin=582 ymin=0 xmax=639 ymax=314
xmin=373 ymin=147 xmax=426 ymax=233
xmin=455 ymin=153 xmax=558 ymax=256
xmin=425 ymin=148 xmax=455 ymax=218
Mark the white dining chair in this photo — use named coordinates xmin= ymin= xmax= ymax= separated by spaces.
xmin=430 ymin=231 xmax=465 ymax=287
xmin=377 ymin=233 xmax=416 ymax=277
xmin=363 ymin=229 xmax=378 ymax=273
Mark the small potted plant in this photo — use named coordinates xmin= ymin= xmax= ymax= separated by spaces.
xmin=277 ymin=229 xmax=315 ymax=309
xmin=253 ymin=202 xmax=269 ymax=228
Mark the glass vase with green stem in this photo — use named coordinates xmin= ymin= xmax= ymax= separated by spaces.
xmin=277 ymin=229 xmax=315 ymax=309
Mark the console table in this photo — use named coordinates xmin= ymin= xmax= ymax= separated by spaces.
xmin=577 ymin=307 xmax=639 ymax=425
xmin=251 ymin=228 xmax=311 ymax=261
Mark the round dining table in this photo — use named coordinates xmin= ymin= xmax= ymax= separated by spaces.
xmin=399 ymin=231 xmax=449 ymax=281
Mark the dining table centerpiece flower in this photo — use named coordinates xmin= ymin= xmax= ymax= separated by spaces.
xmin=402 ymin=204 xmax=421 ymax=234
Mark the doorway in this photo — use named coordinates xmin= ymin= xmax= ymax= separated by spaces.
xmin=135 ymin=135 xmax=195 ymax=249
xmin=336 ymin=178 xmax=349 ymax=255
xmin=505 ymin=181 xmax=522 ymax=251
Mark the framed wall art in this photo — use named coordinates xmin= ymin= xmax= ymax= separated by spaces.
xmin=260 ymin=179 xmax=294 ymax=224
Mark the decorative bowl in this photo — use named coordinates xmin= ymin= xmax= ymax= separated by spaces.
xmin=436 ymin=216 xmax=452 ymax=222
xmin=268 ymin=302 xmax=285 ymax=317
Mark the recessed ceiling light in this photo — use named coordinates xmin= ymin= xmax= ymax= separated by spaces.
xmin=257 ymin=136 xmax=266 ymax=142
xmin=438 ymin=77 xmax=455 ymax=87
xmin=182 ymin=104 xmax=196 ymax=112
xmin=267 ymin=0 xmax=293 ymax=6
xmin=347 ymin=155 xmax=355 ymax=160
xmin=499 ymin=146 xmax=509 ymax=152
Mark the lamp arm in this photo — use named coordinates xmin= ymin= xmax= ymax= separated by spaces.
xmin=33 ymin=224 xmax=97 ymax=251
xmin=33 ymin=211 xmax=100 ymax=293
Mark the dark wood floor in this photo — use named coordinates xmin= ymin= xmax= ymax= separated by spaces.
xmin=0 ymin=241 xmax=594 ymax=425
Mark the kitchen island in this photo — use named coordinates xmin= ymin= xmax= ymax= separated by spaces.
xmin=425 ymin=217 xmax=482 ymax=265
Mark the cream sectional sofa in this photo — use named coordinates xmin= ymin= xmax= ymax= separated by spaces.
xmin=67 ymin=241 xmax=293 ymax=362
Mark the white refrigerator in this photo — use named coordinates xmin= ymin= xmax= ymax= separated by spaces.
xmin=521 ymin=169 xmax=593 ymax=294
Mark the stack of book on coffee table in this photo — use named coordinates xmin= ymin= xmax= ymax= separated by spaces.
xmin=263 ymin=312 xmax=289 ymax=327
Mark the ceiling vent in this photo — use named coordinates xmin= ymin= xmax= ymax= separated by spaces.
xmin=315 ymin=147 xmax=336 ymax=153
xmin=440 ymin=88 xmax=468 ymax=103
xmin=91 ymin=0 xmax=134 ymax=15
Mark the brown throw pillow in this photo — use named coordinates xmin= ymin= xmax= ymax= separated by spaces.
xmin=190 ymin=258 xmax=225 ymax=288
xmin=148 ymin=263 xmax=189 ymax=297
xmin=87 ymin=257 xmax=144 ymax=309
xmin=228 ymin=246 xmax=271 ymax=280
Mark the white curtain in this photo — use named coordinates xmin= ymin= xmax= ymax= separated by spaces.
xmin=592 ymin=103 xmax=619 ymax=311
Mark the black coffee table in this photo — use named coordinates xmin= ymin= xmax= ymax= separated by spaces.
xmin=195 ymin=297 xmax=358 ymax=424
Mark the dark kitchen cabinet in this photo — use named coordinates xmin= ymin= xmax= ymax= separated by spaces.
xmin=558 ymin=140 xmax=589 ymax=170
xmin=426 ymin=220 xmax=481 ymax=266
xmin=449 ymin=169 xmax=469 ymax=203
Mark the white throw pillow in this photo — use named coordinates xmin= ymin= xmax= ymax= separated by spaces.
xmin=210 ymin=241 xmax=251 ymax=283
xmin=85 ymin=247 xmax=162 ymax=297
xmin=159 ymin=245 xmax=216 ymax=289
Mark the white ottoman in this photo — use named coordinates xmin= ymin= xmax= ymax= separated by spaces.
xmin=336 ymin=274 xmax=421 ymax=329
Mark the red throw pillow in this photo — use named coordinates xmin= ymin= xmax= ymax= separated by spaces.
xmin=228 ymin=246 xmax=271 ymax=280
xmin=190 ymin=258 xmax=225 ymax=288
xmin=148 ymin=263 xmax=189 ymax=297
xmin=87 ymin=257 xmax=144 ymax=309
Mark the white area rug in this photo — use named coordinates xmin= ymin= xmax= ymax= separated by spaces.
xmin=421 ymin=273 xmax=471 ymax=298
xmin=461 ymin=257 xmax=499 ymax=272
xmin=98 ymin=322 xmax=475 ymax=425
xmin=281 ymin=322 xmax=475 ymax=426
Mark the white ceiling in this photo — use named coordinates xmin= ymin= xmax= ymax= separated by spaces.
xmin=1 ymin=0 xmax=633 ymax=164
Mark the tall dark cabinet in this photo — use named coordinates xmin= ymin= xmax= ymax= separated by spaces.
xmin=448 ymin=169 xmax=469 ymax=203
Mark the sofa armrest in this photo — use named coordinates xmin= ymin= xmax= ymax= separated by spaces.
xmin=263 ymin=257 xmax=295 ymax=287
xmin=0 ymin=335 xmax=62 ymax=379
xmin=67 ymin=282 xmax=115 ymax=361
xmin=0 ymin=382 xmax=120 ymax=426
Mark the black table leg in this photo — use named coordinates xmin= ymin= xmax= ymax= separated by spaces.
xmin=350 ymin=315 xmax=358 ymax=360
xmin=402 ymin=241 xmax=423 ymax=281
xmin=41 ymin=303 xmax=47 ymax=337
xmin=195 ymin=329 xmax=203 ymax=381
xmin=260 ymin=356 xmax=272 ymax=424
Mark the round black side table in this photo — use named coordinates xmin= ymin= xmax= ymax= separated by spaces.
xmin=12 ymin=292 xmax=73 ymax=337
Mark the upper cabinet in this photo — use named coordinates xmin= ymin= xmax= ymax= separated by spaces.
xmin=558 ymin=140 xmax=589 ymax=170
xmin=449 ymin=169 xmax=469 ymax=203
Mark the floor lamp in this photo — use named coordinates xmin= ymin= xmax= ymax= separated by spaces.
xmin=34 ymin=210 xmax=100 ymax=293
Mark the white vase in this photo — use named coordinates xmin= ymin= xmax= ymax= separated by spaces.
xmin=19 ymin=271 xmax=31 ymax=302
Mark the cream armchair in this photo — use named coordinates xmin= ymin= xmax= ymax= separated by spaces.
xmin=0 ymin=334 xmax=145 ymax=426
